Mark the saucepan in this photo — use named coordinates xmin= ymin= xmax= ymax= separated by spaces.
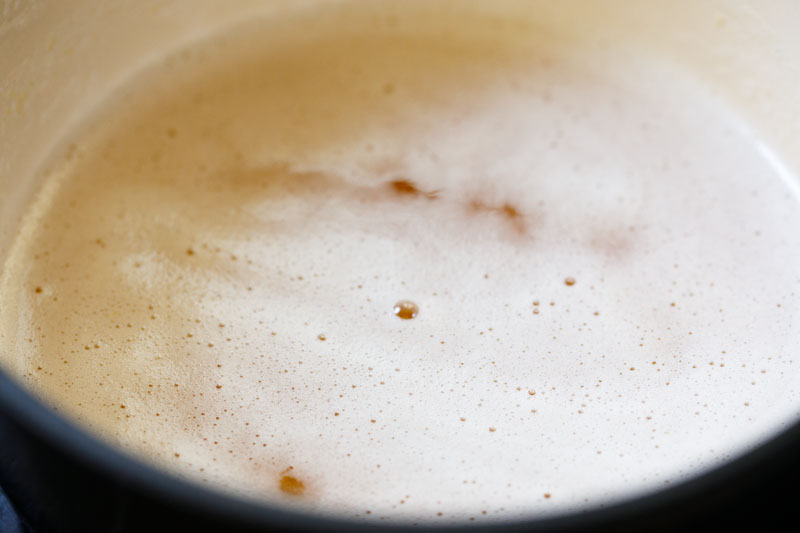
xmin=1 ymin=1 xmax=798 ymax=531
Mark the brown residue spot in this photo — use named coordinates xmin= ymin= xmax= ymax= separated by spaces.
xmin=279 ymin=468 xmax=305 ymax=496
xmin=564 ymin=277 xmax=576 ymax=286
xmin=387 ymin=179 xmax=438 ymax=199
xmin=215 ymin=384 xmax=222 ymax=389
xmin=501 ymin=203 xmax=520 ymax=219
xmin=544 ymin=493 xmax=551 ymax=499
xmin=389 ymin=179 xmax=418 ymax=195
xmin=489 ymin=427 xmax=496 ymax=432
xmin=34 ymin=286 xmax=43 ymax=293
xmin=318 ymin=334 xmax=326 ymax=341
xmin=186 ymin=248 xmax=195 ymax=256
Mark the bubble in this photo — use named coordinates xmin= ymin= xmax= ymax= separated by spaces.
xmin=393 ymin=300 xmax=419 ymax=320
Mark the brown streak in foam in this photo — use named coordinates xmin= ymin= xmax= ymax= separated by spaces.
xmin=387 ymin=179 xmax=439 ymax=200
xmin=469 ymin=199 xmax=529 ymax=235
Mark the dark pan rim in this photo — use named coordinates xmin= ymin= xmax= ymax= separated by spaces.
xmin=1 ymin=368 xmax=798 ymax=531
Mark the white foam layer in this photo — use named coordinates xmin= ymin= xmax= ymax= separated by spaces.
xmin=1 ymin=3 xmax=799 ymax=523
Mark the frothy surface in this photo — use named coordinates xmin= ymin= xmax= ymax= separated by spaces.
xmin=2 ymin=3 xmax=800 ymax=523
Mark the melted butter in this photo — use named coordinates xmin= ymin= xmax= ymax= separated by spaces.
xmin=1 ymin=1 xmax=800 ymax=524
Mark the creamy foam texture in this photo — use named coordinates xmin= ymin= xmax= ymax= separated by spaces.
xmin=2 ymin=2 xmax=800 ymax=523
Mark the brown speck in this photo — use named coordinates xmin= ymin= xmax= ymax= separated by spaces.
xmin=544 ymin=493 xmax=551 ymax=499
xmin=186 ymin=248 xmax=195 ymax=256
xmin=34 ymin=286 xmax=43 ymax=293
xmin=120 ymin=404 xmax=126 ymax=409
xmin=489 ymin=427 xmax=496 ymax=432
xmin=215 ymin=384 xmax=222 ymax=389
xmin=318 ymin=334 xmax=327 ymax=341
xmin=174 ymin=452 xmax=180 ymax=458
xmin=564 ymin=277 xmax=576 ymax=286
